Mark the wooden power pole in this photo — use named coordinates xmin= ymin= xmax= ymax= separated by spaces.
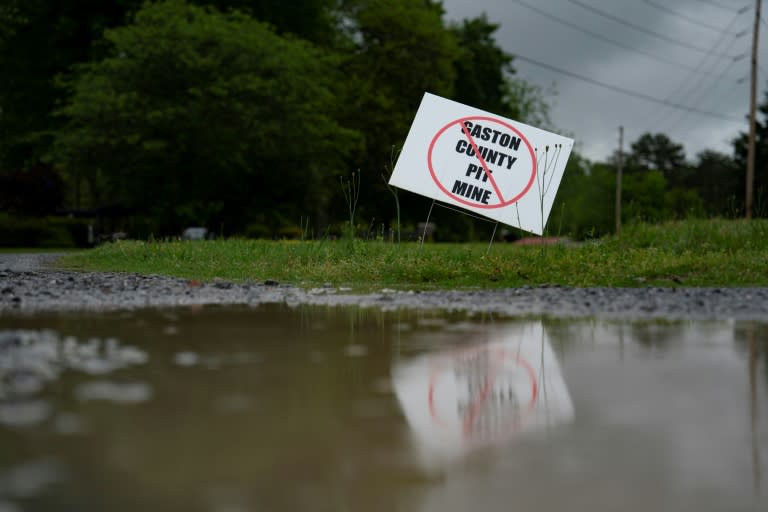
xmin=747 ymin=0 xmax=762 ymax=219
xmin=616 ymin=126 xmax=624 ymax=234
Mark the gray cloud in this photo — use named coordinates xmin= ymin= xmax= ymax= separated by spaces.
xmin=441 ymin=0 xmax=759 ymax=162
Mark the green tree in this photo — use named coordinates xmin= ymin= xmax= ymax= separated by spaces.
xmin=0 ymin=0 xmax=144 ymax=172
xmin=191 ymin=0 xmax=342 ymax=45
xmin=337 ymin=0 xmax=459 ymax=229
xmin=549 ymin=156 xmax=615 ymax=239
xmin=346 ymin=0 xmax=457 ymax=134
xmin=623 ymin=132 xmax=703 ymax=218
xmin=451 ymin=14 xmax=512 ymax=116
xmin=626 ymin=132 xmax=686 ymax=181
xmin=550 ymin=153 xmax=693 ymax=240
xmin=733 ymin=88 xmax=768 ymax=217
xmin=0 ymin=0 xmax=24 ymax=45
xmin=693 ymin=150 xmax=741 ymax=217
xmin=622 ymin=169 xmax=672 ymax=223
xmin=50 ymin=0 xmax=357 ymax=235
xmin=0 ymin=0 xmax=341 ymax=206
xmin=450 ymin=14 xmax=552 ymax=128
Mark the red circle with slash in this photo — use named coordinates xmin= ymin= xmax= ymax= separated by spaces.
xmin=428 ymin=345 xmax=538 ymax=440
xmin=428 ymin=116 xmax=537 ymax=209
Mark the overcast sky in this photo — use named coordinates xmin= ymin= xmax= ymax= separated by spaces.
xmin=440 ymin=0 xmax=764 ymax=163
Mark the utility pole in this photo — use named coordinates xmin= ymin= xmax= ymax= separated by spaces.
xmin=615 ymin=125 xmax=624 ymax=234
xmin=746 ymin=0 xmax=761 ymax=219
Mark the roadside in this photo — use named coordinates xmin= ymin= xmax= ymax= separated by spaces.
xmin=0 ymin=252 xmax=65 ymax=272
xmin=54 ymin=219 xmax=768 ymax=288
xmin=1 ymin=252 xmax=768 ymax=320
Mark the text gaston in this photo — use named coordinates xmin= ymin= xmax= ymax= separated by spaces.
xmin=451 ymin=121 xmax=521 ymax=205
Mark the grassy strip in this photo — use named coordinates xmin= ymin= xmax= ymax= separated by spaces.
xmin=58 ymin=219 xmax=768 ymax=289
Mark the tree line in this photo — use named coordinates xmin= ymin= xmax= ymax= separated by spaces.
xmin=0 ymin=0 xmax=765 ymax=242
xmin=551 ymin=125 xmax=768 ymax=240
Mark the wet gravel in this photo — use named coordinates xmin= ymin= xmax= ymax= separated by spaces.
xmin=1 ymin=253 xmax=768 ymax=320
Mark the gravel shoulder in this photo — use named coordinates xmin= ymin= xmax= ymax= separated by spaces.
xmin=1 ymin=253 xmax=768 ymax=320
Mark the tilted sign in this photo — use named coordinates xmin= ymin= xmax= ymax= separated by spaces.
xmin=389 ymin=93 xmax=574 ymax=235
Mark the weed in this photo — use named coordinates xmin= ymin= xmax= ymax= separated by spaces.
xmin=339 ymin=170 xmax=361 ymax=241
xmin=382 ymin=145 xmax=402 ymax=244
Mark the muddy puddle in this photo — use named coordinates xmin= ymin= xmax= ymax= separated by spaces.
xmin=1 ymin=305 xmax=767 ymax=511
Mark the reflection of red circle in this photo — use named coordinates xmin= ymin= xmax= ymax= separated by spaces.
xmin=428 ymin=116 xmax=537 ymax=209
xmin=427 ymin=345 xmax=538 ymax=441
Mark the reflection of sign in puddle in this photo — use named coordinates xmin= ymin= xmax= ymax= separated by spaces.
xmin=394 ymin=322 xmax=573 ymax=467
xmin=429 ymin=346 xmax=538 ymax=444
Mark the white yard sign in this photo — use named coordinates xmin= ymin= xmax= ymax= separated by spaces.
xmin=389 ymin=93 xmax=574 ymax=235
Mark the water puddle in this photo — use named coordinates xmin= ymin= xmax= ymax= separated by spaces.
xmin=0 ymin=306 xmax=766 ymax=511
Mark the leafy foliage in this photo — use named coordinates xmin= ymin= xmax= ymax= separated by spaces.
xmin=0 ymin=0 xmax=144 ymax=169
xmin=547 ymin=156 xmax=615 ymax=239
xmin=733 ymin=88 xmax=768 ymax=217
xmin=694 ymin=150 xmax=742 ymax=217
xmin=626 ymin=132 xmax=686 ymax=177
xmin=451 ymin=14 xmax=511 ymax=116
xmin=337 ymin=0 xmax=459 ymax=227
xmin=51 ymin=0 xmax=357 ymax=234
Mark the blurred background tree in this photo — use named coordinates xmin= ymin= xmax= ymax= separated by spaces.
xmin=49 ymin=0 xmax=357 ymax=235
xmin=733 ymin=89 xmax=768 ymax=217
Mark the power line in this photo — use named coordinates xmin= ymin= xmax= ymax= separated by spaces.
xmin=697 ymin=0 xmax=751 ymax=12
xmin=566 ymin=0 xmax=739 ymax=58
xmin=666 ymin=59 xmax=744 ymax=132
xmin=641 ymin=0 xmax=744 ymax=34
xmin=645 ymin=4 xmax=756 ymax=149
xmin=513 ymin=53 xmax=743 ymax=121
xmin=508 ymin=0 xmax=723 ymax=76
xmin=658 ymin=40 xmax=745 ymax=115
xmin=650 ymin=8 xmax=748 ymax=127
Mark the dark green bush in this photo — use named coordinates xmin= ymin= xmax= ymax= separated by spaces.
xmin=0 ymin=214 xmax=92 ymax=248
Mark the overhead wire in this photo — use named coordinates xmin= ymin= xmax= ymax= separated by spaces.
xmin=696 ymin=0 xmax=751 ymax=13
xmin=508 ymin=0 xmax=723 ymax=75
xmin=565 ymin=0 xmax=740 ymax=58
xmin=512 ymin=54 xmax=742 ymax=122
xmin=644 ymin=6 xmax=750 ymax=129
xmin=653 ymin=47 xmax=747 ymax=129
xmin=673 ymin=6 xmax=768 ymax=129
xmin=665 ymin=59 xmax=746 ymax=133
xmin=495 ymin=0 xmax=755 ymax=156
xmin=641 ymin=0 xmax=744 ymax=34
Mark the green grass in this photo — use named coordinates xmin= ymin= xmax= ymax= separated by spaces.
xmin=58 ymin=219 xmax=768 ymax=289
